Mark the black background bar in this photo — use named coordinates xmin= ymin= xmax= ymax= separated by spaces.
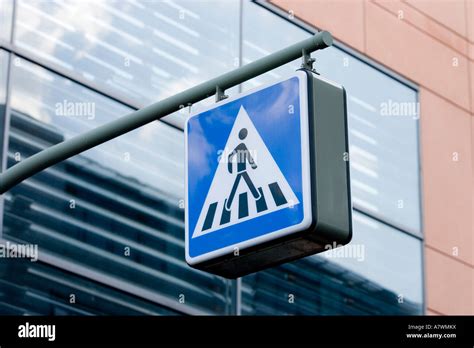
xmin=0 ymin=316 xmax=472 ymax=345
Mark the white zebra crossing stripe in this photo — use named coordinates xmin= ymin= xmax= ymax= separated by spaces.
xmin=192 ymin=106 xmax=299 ymax=238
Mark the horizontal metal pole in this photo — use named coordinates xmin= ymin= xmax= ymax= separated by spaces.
xmin=0 ymin=31 xmax=333 ymax=194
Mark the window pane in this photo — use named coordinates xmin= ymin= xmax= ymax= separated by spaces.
xmin=327 ymin=212 xmax=423 ymax=305
xmin=0 ymin=50 xmax=7 ymax=103
xmin=4 ymin=58 xmax=230 ymax=315
xmin=13 ymin=0 xmax=240 ymax=107
xmin=242 ymin=2 xmax=421 ymax=235
xmin=316 ymin=48 xmax=421 ymax=235
xmin=0 ymin=0 xmax=13 ymax=42
xmin=241 ymin=1 xmax=308 ymax=89
xmin=242 ymin=211 xmax=423 ymax=315
xmin=0 ymin=50 xmax=8 ymax=172
xmin=0 ymin=257 xmax=180 ymax=315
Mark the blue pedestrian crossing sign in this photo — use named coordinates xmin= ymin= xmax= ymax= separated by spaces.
xmin=185 ymin=71 xmax=352 ymax=278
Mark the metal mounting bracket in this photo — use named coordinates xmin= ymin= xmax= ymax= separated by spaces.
xmin=215 ymin=85 xmax=228 ymax=102
xmin=301 ymin=49 xmax=319 ymax=74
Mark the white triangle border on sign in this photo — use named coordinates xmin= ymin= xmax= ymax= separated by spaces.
xmin=192 ymin=105 xmax=300 ymax=238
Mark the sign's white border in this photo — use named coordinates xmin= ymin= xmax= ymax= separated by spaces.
xmin=185 ymin=71 xmax=312 ymax=265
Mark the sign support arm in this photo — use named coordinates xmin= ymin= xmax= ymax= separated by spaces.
xmin=0 ymin=31 xmax=333 ymax=194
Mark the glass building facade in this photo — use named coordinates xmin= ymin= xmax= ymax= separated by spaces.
xmin=0 ymin=0 xmax=423 ymax=315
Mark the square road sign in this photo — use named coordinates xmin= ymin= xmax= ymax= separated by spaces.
xmin=185 ymin=70 xmax=352 ymax=278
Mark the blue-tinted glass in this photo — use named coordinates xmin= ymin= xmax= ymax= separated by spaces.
xmin=328 ymin=212 xmax=423 ymax=305
xmin=0 ymin=257 xmax=180 ymax=315
xmin=241 ymin=1 xmax=308 ymax=89
xmin=13 ymin=0 xmax=240 ymax=108
xmin=0 ymin=0 xmax=13 ymax=42
xmin=0 ymin=50 xmax=8 ymax=172
xmin=242 ymin=1 xmax=421 ymax=235
xmin=4 ymin=58 xmax=230 ymax=315
xmin=316 ymin=49 xmax=421 ymax=235
xmin=0 ymin=49 xmax=7 ymax=103
xmin=242 ymin=211 xmax=423 ymax=315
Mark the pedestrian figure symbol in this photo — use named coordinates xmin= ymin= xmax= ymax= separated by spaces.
xmin=224 ymin=128 xmax=261 ymax=211
xmin=192 ymin=106 xmax=299 ymax=238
